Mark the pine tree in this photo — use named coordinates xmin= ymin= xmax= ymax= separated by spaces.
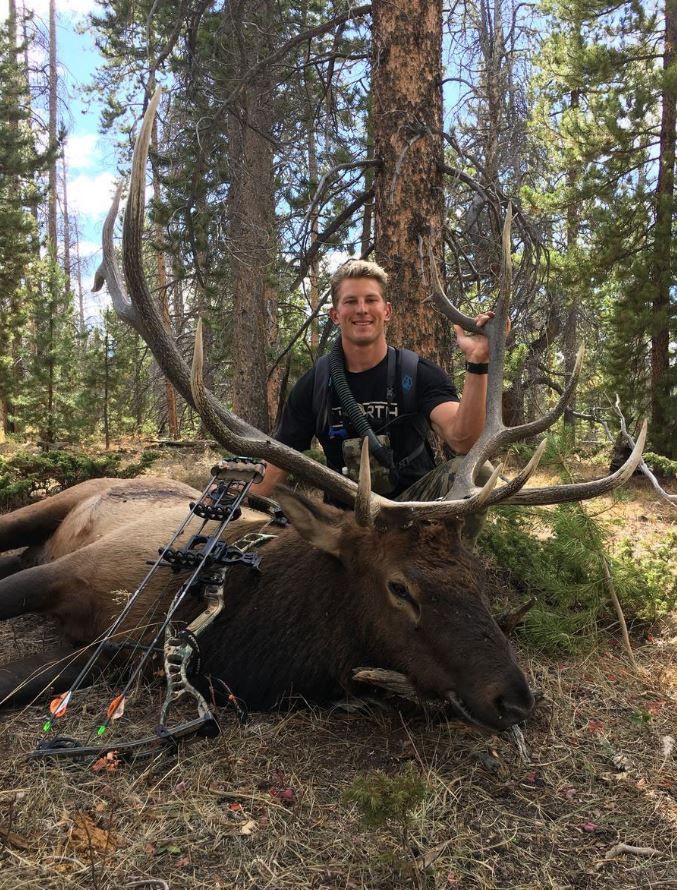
xmin=531 ymin=0 xmax=675 ymax=455
xmin=0 ymin=6 xmax=50 ymax=439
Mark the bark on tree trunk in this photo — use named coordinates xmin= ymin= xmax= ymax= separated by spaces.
xmin=650 ymin=0 xmax=676 ymax=457
xmin=46 ymin=0 xmax=58 ymax=443
xmin=360 ymin=87 xmax=374 ymax=257
xmin=226 ymin=0 xmax=277 ymax=433
xmin=73 ymin=216 xmax=85 ymax=337
xmin=103 ymin=333 xmax=110 ymax=450
xmin=307 ymin=122 xmax=320 ymax=354
xmin=563 ymin=85 xmax=581 ymax=440
xmin=157 ymin=251 xmax=179 ymax=438
xmin=4 ymin=0 xmax=19 ymax=438
xmin=473 ymin=0 xmax=508 ymax=279
xmin=371 ymin=0 xmax=449 ymax=365
xmin=61 ymin=148 xmax=72 ymax=295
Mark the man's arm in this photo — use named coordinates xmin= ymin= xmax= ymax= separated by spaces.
xmin=245 ymin=365 xmax=317 ymax=500
xmin=429 ymin=372 xmax=487 ymax=454
xmin=429 ymin=311 xmax=495 ymax=455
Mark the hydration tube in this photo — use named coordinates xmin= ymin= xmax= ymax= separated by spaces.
xmin=328 ymin=339 xmax=394 ymax=471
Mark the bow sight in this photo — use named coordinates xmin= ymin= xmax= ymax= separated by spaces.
xmin=31 ymin=457 xmax=280 ymax=762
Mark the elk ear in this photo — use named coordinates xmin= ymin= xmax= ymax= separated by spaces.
xmin=274 ymin=487 xmax=343 ymax=558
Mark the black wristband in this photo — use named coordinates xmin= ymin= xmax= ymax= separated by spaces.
xmin=465 ymin=361 xmax=489 ymax=375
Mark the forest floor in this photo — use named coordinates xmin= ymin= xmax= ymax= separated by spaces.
xmin=0 ymin=445 xmax=674 ymax=889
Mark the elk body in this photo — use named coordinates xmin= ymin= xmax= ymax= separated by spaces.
xmin=0 ymin=475 xmax=534 ymax=732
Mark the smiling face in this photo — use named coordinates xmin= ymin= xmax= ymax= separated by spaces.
xmin=329 ymin=277 xmax=392 ymax=349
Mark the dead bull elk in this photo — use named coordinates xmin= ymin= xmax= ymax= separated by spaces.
xmin=0 ymin=90 xmax=645 ymax=732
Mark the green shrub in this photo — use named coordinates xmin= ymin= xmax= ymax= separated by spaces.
xmin=643 ymin=452 xmax=677 ymax=479
xmin=0 ymin=449 xmax=161 ymax=510
xmin=343 ymin=762 xmax=427 ymax=832
xmin=507 ymin=426 xmax=580 ymax=469
xmin=343 ymin=763 xmax=428 ymax=877
xmin=479 ymin=504 xmax=676 ymax=653
xmin=612 ymin=534 xmax=677 ymax=621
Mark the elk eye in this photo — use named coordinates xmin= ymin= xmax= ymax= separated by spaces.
xmin=388 ymin=581 xmax=412 ymax=602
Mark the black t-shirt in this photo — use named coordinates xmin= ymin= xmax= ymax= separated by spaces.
xmin=275 ymin=351 xmax=459 ymax=497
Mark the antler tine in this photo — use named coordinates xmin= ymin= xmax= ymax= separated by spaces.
xmin=502 ymin=418 xmax=648 ymax=506
xmin=354 ymin=437 xmax=374 ymax=527
xmin=427 ymin=241 xmax=480 ymax=331
xmin=374 ymin=202 xmax=641 ymax=526
xmin=373 ymin=399 xmax=646 ymax=527
xmin=481 ymin=439 xmax=548 ymax=507
xmin=368 ymin=464 xmax=503 ymax=528
xmin=119 ymin=88 xmax=255 ymax=436
xmin=490 ymin=346 xmax=585 ymax=452
xmin=191 ymin=320 xmax=363 ymax=505
xmin=93 ymin=181 xmax=148 ymax=338
xmin=444 ymin=205 xmax=513 ymax=501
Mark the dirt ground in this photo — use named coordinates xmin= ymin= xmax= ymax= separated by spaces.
xmin=0 ymin=449 xmax=674 ymax=889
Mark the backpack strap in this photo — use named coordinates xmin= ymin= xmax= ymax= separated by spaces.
xmin=393 ymin=347 xmax=433 ymax=472
xmin=397 ymin=347 xmax=419 ymax=416
xmin=385 ymin=346 xmax=396 ymax=402
xmin=313 ymin=346 xmax=421 ymax=446
xmin=312 ymin=353 xmax=332 ymax=440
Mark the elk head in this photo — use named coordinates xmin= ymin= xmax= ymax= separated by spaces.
xmin=276 ymin=483 xmax=533 ymax=730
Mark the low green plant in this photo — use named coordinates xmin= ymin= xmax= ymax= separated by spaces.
xmin=479 ymin=504 xmax=676 ymax=654
xmin=0 ymin=449 xmax=161 ymax=510
xmin=612 ymin=534 xmax=677 ymax=621
xmin=343 ymin=763 xmax=428 ymax=877
xmin=643 ymin=452 xmax=677 ymax=479
xmin=508 ymin=426 xmax=577 ymax=469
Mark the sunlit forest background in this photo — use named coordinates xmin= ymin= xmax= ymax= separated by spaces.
xmin=0 ymin=0 xmax=674 ymax=460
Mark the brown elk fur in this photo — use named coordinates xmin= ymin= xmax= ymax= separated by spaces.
xmin=0 ymin=477 xmax=533 ymax=731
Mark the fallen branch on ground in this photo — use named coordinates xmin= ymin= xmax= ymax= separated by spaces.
xmin=601 ymin=556 xmax=637 ymax=670
xmin=601 ymin=842 xmax=661 ymax=862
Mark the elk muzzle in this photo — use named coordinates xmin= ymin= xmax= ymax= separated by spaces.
xmin=445 ymin=661 xmax=534 ymax=731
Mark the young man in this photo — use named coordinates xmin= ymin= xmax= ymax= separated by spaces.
xmin=250 ymin=260 xmax=494 ymax=534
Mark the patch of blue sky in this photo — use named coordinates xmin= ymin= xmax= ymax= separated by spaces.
xmin=10 ymin=1 xmax=117 ymax=315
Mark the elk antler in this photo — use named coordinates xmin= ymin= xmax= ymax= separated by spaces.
xmin=354 ymin=437 xmax=374 ymax=527
xmin=364 ymin=205 xmax=646 ymax=526
xmin=93 ymin=88 xmax=365 ymax=506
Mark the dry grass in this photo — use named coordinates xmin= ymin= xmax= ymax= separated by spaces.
xmin=0 ymin=640 xmax=674 ymax=890
xmin=140 ymin=446 xmax=223 ymax=493
xmin=0 ymin=449 xmax=674 ymax=889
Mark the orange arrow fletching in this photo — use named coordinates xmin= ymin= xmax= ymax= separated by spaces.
xmin=49 ymin=691 xmax=71 ymax=718
xmin=107 ymin=694 xmax=126 ymax=721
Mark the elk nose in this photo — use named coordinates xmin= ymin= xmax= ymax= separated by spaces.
xmin=494 ymin=687 xmax=534 ymax=726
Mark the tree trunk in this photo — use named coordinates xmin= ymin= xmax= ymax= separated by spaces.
xmin=650 ymin=0 xmax=676 ymax=457
xmin=371 ymin=0 xmax=448 ymax=365
xmin=563 ymin=84 xmax=581 ymax=440
xmin=307 ymin=122 xmax=320 ymax=354
xmin=3 ymin=0 xmax=19 ymax=438
xmin=360 ymin=90 xmax=374 ymax=257
xmin=226 ymin=0 xmax=277 ymax=433
xmin=103 ymin=334 xmax=110 ymax=450
xmin=157 ymin=251 xmax=179 ymax=438
xmin=73 ymin=215 xmax=85 ymax=336
xmin=46 ymin=0 xmax=58 ymax=443
xmin=61 ymin=147 xmax=72 ymax=295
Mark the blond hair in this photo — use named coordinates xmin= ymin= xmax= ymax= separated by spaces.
xmin=329 ymin=259 xmax=389 ymax=307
